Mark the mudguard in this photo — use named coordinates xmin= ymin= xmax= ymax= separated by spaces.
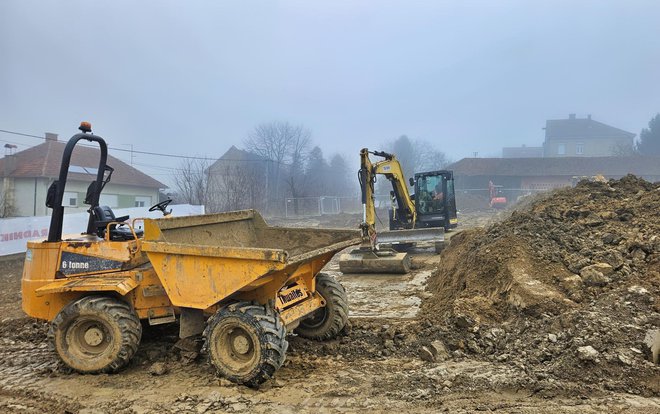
xmin=35 ymin=275 xmax=138 ymax=297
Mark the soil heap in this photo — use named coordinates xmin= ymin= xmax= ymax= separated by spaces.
xmin=422 ymin=174 xmax=660 ymax=395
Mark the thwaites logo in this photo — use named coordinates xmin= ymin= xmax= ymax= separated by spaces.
xmin=278 ymin=288 xmax=305 ymax=305
xmin=58 ymin=251 xmax=123 ymax=277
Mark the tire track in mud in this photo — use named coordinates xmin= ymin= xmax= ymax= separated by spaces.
xmin=326 ymin=247 xmax=439 ymax=319
xmin=0 ymin=333 xmax=55 ymax=389
xmin=0 ymin=330 xmax=82 ymax=413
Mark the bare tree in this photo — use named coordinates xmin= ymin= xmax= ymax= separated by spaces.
xmin=284 ymin=129 xmax=311 ymax=199
xmin=244 ymin=121 xmax=312 ymax=213
xmin=209 ymin=163 xmax=265 ymax=212
xmin=376 ymin=135 xmax=451 ymax=195
xmin=0 ymin=190 xmax=16 ymax=217
xmin=413 ymin=139 xmax=450 ymax=171
xmin=172 ymin=158 xmax=212 ymax=207
xmin=381 ymin=136 xmax=450 ymax=174
xmin=244 ymin=122 xmax=295 ymax=165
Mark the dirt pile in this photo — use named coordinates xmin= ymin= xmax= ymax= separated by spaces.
xmin=421 ymin=175 xmax=660 ymax=395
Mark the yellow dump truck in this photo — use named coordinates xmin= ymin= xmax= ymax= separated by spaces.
xmin=21 ymin=123 xmax=360 ymax=386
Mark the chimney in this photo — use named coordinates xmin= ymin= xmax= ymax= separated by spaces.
xmin=568 ymin=114 xmax=576 ymax=120
xmin=4 ymin=143 xmax=17 ymax=156
xmin=4 ymin=153 xmax=17 ymax=175
xmin=587 ymin=114 xmax=592 ymax=120
xmin=45 ymin=132 xmax=58 ymax=141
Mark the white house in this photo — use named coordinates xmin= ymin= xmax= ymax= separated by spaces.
xmin=0 ymin=133 xmax=165 ymax=217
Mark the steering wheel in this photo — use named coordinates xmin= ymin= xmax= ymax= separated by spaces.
xmin=149 ymin=199 xmax=173 ymax=215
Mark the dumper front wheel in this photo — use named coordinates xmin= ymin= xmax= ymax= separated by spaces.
xmin=206 ymin=302 xmax=287 ymax=387
xmin=49 ymin=296 xmax=142 ymax=374
xmin=295 ymin=273 xmax=348 ymax=340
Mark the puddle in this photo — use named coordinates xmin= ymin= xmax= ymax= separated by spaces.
xmin=325 ymin=258 xmax=433 ymax=319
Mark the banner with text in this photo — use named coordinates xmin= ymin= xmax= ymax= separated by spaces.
xmin=0 ymin=204 xmax=205 ymax=256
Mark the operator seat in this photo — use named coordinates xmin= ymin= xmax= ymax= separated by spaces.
xmin=93 ymin=205 xmax=143 ymax=241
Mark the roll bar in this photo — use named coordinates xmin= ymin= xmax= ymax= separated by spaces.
xmin=46 ymin=124 xmax=109 ymax=242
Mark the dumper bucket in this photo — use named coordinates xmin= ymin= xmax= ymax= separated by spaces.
xmin=141 ymin=210 xmax=360 ymax=309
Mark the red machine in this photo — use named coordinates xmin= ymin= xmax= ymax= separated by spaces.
xmin=489 ymin=181 xmax=507 ymax=208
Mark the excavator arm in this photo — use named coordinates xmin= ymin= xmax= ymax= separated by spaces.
xmin=358 ymin=149 xmax=416 ymax=245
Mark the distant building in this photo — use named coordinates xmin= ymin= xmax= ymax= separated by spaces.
xmin=0 ymin=134 xmax=165 ymax=217
xmin=448 ymin=156 xmax=660 ymax=191
xmin=543 ymin=114 xmax=635 ymax=157
xmin=502 ymin=145 xmax=543 ymax=158
xmin=206 ymin=146 xmax=274 ymax=212
xmin=207 ymin=145 xmax=270 ymax=176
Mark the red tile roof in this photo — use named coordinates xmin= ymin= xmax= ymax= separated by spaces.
xmin=0 ymin=140 xmax=166 ymax=188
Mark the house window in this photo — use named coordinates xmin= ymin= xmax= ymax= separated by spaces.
xmin=135 ymin=196 xmax=151 ymax=208
xmin=63 ymin=191 xmax=78 ymax=207
xmin=576 ymin=143 xmax=584 ymax=155
xmin=99 ymin=194 xmax=118 ymax=208
xmin=557 ymin=143 xmax=566 ymax=155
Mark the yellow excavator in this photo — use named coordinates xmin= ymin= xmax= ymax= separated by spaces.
xmin=339 ymin=149 xmax=457 ymax=274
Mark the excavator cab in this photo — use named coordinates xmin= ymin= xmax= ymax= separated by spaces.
xmin=412 ymin=170 xmax=458 ymax=230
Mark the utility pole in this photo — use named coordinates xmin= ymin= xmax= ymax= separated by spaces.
xmin=121 ymin=144 xmax=134 ymax=166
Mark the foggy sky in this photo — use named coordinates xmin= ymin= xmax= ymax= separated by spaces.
xmin=1 ymin=0 xmax=659 ymax=187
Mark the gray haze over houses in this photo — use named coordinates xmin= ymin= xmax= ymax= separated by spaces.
xmin=1 ymin=1 xmax=660 ymax=187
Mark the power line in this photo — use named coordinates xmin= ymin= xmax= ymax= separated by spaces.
xmin=0 ymin=128 xmax=218 ymax=161
xmin=0 ymin=129 xmax=44 ymax=140
xmin=0 ymin=127 xmax=289 ymax=165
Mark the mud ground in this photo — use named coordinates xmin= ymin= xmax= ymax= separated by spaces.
xmin=1 ymin=208 xmax=658 ymax=413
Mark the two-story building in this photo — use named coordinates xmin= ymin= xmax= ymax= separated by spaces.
xmin=0 ymin=133 xmax=165 ymax=217
xmin=206 ymin=145 xmax=274 ymax=213
xmin=543 ymin=114 xmax=635 ymax=157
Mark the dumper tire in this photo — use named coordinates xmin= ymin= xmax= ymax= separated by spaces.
xmin=49 ymin=295 xmax=142 ymax=374
xmin=205 ymin=302 xmax=288 ymax=387
xmin=295 ymin=273 xmax=349 ymax=341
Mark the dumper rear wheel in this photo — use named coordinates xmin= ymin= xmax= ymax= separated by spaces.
xmin=49 ymin=295 xmax=142 ymax=374
xmin=295 ymin=273 xmax=348 ymax=340
xmin=206 ymin=302 xmax=287 ymax=387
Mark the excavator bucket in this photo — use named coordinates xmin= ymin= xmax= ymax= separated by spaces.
xmin=338 ymin=247 xmax=411 ymax=274
xmin=338 ymin=227 xmax=444 ymax=274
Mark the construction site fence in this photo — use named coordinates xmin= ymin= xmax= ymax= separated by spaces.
xmin=281 ymin=187 xmax=555 ymax=218
xmin=284 ymin=195 xmax=391 ymax=218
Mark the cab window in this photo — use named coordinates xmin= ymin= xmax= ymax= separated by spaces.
xmin=417 ymin=175 xmax=445 ymax=214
